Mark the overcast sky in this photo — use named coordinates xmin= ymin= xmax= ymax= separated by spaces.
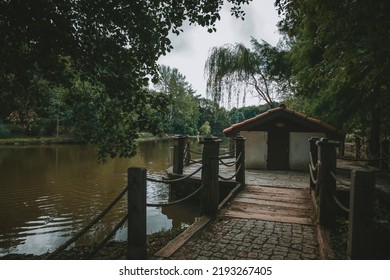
xmin=158 ymin=0 xmax=282 ymax=108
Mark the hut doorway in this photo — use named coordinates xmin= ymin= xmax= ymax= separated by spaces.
xmin=267 ymin=129 xmax=289 ymax=170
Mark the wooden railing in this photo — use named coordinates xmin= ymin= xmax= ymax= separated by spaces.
xmin=45 ymin=134 xmax=246 ymax=260
xmin=309 ymin=137 xmax=376 ymax=259
xmin=128 ymin=134 xmax=245 ymax=258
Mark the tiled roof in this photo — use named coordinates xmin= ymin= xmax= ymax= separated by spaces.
xmin=223 ymin=106 xmax=345 ymax=138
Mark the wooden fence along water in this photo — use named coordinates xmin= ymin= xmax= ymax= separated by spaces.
xmin=43 ymin=135 xmax=387 ymax=260
xmin=128 ymin=135 xmax=246 ymax=259
xmin=308 ymin=137 xmax=382 ymax=259
xmin=43 ymin=134 xmax=245 ymax=259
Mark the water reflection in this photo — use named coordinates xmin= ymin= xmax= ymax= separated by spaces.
xmin=0 ymin=139 xmax=201 ymax=256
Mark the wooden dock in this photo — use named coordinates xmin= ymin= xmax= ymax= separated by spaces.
xmin=223 ymin=185 xmax=314 ymax=225
xmin=155 ymin=167 xmax=315 ymax=259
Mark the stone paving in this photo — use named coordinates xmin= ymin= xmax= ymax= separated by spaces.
xmin=169 ymin=216 xmax=320 ymax=260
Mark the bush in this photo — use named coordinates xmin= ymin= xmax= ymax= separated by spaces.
xmin=0 ymin=122 xmax=10 ymax=138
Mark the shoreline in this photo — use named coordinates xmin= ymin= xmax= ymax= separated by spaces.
xmin=0 ymin=226 xmax=186 ymax=260
xmin=0 ymin=135 xmax=175 ymax=146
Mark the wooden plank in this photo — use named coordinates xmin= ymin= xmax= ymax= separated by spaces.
xmin=223 ymin=184 xmax=314 ymax=225
xmin=237 ymin=192 xmax=310 ymax=204
xmin=234 ymin=197 xmax=312 ymax=210
xmin=227 ymin=202 xmax=311 ymax=218
xmin=154 ymin=215 xmax=210 ymax=258
xmin=224 ymin=210 xmax=313 ymax=225
xmin=246 ymin=184 xmax=309 ymax=191
xmin=245 ymin=185 xmax=310 ymax=196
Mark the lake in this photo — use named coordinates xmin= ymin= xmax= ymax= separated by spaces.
xmin=0 ymin=139 xmax=203 ymax=257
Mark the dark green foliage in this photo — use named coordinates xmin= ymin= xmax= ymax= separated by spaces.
xmin=0 ymin=0 xmax=251 ymax=161
xmin=197 ymin=98 xmax=231 ymax=136
xmin=229 ymin=104 xmax=273 ymax=124
xmin=154 ymin=65 xmax=199 ymax=135
xmin=276 ymin=0 xmax=390 ymax=149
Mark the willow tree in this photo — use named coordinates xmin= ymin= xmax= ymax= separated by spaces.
xmin=204 ymin=38 xmax=291 ymax=108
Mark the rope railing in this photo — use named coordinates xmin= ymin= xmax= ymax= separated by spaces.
xmin=219 ymin=152 xmax=242 ymax=167
xmin=218 ymin=149 xmax=236 ymax=157
xmin=146 ymin=184 xmax=204 ymax=207
xmin=218 ymin=158 xmax=236 ymax=167
xmin=43 ymin=185 xmax=128 ymax=259
xmin=330 ymin=171 xmax=352 ymax=187
xmin=146 ymin=165 xmax=203 ymax=184
xmin=367 ymin=146 xmax=380 ymax=159
xmin=86 ymin=213 xmax=128 ymax=259
xmin=184 ymin=158 xmax=202 ymax=164
xmin=309 ymin=161 xmax=321 ymax=185
xmin=218 ymin=163 xmax=243 ymax=181
xmin=332 ymin=195 xmax=350 ymax=213
xmin=187 ymin=148 xmax=203 ymax=155
xmin=337 ymin=155 xmax=389 ymax=162
xmin=309 ymin=151 xmax=319 ymax=171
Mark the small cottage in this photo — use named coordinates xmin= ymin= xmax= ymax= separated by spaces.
xmin=223 ymin=105 xmax=345 ymax=171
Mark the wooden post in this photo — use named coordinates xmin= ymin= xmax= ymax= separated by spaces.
xmin=172 ymin=135 xmax=187 ymax=174
xmin=184 ymin=140 xmax=191 ymax=166
xmin=127 ymin=167 xmax=147 ymax=260
xmin=380 ymin=139 xmax=389 ymax=170
xmin=234 ymin=134 xmax=246 ymax=185
xmin=348 ymin=170 xmax=375 ymax=259
xmin=339 ymin=138 xmax=345 ymax=157
xmin=317 ymin=138 xmax=337 ymax=228
xmin=355 ymin=137 xmax=361 ymax=159
xmin=229 ymin=137 xmax=235 ymax=158
xmin=200 ymin=135 xmax=221 ymax=216
xmin=308 ymin=137 xmax=320 ymax=190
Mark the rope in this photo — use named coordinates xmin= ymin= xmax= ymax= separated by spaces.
xmin=86 ymin=213 xmax=128 ymax=259
xmin=332 ymin=195 xmax=350 ymax=213
xmin=187 ymin=148 xmax=203 ymax=155
xmin=309 ymin=164 xmax=319 ymax=185
xmin=218 ymin=158 xmax=236 ymax=167
xmin=218 ymin=163 xmax=242 ymax=181
xmin=367 ymin=146 xmax=380 ymax=159
xmin=146 ymin=184 xmax=204 ymax=207
xmin=147 ymin=165 xmax=202 ymax=183
xmin=314 ymin=161 xmax=322 ymax=196
xmin=337 ymin=155 xmax=388 ymax=162
xmin=309 ymin=151 xmax=318 ymax=171
xmin=330 ymin=171 xmax=351 ymax=187
xmin=218 ymin=150 xmax=236 ymax=157
xmin=184 ymin=158 xmax=202 ymax=164
xmin=43 ymin=185 xmax=128 ymax=259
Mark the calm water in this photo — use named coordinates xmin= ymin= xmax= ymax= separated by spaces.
xmin=0 ymin=139 xmax=201 ymax=257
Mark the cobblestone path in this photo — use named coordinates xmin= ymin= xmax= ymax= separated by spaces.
xmin=169 ymin=216 xmax=320 ymax=260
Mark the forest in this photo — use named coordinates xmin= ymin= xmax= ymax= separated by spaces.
xmin=1 ymin=0 xmax=389 ymax=161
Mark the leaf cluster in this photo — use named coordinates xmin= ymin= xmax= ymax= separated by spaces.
xmin=0 ymin=0 xmax=252 ymax=161
xmin=276 ymin=0 xmax=390 ymax=135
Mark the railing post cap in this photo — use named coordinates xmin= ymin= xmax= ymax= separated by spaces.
xmin=128 ymin=167 xmax=147 ymax=172
xmin=199 ymin=135 xmax=222 ymax=144
xmin=309 ymin=137 xmax=320 ymax=143
xmin=234 ymin=134 xmax=246 ymax=140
